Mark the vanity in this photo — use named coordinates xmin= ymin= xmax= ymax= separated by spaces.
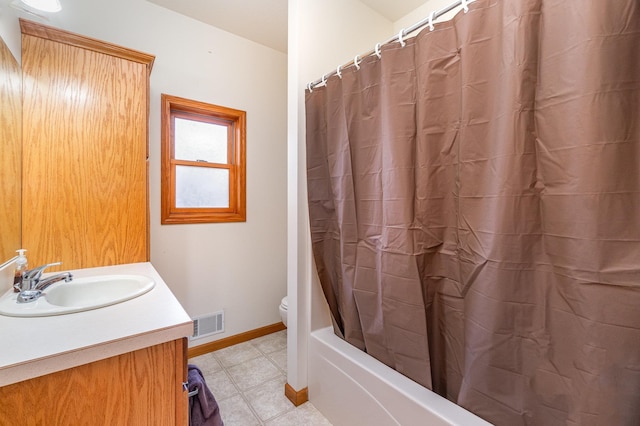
xmin=0 ymin=16 xmax=193 ymax=424
xmin=0 ymin=262 xmax=193 ymax=425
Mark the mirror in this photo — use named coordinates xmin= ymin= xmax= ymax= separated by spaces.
xmin=0 ymin=34 xmax=21 ymax=262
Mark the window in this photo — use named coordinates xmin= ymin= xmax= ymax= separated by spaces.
xmin=161 ymin=94 xmax=246 ymax=224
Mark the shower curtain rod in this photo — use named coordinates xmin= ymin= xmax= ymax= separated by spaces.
xmin=307 ymin=0 xmax=476 ymax=91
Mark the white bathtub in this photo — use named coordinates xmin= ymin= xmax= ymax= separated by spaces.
xmin=308 ymin=326 xmax=492 ymax=426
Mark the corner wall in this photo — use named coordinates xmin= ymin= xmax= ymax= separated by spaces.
xmin=0 ymin=1 xmax=21 ymax=59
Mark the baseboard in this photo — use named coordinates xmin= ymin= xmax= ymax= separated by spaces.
xmin=187 ymin=322 xmax=286 ymax=359
xmin=284 ymin=383 xmax=308 ymax=406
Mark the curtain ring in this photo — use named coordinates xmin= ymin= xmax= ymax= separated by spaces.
xmin=354 ymin=55 xmax=361 ymax=70
xmin=428 ymin=11 xmax=435 ymax=31
xmin=375 ymin=43 xmax=382 ymax=59
xmin=322 ymin=74 xmax=327 ymax=86
xmin=461 ymin=0 xmax=469 ymax=13
xmin=336 ymin=65 xmax=342 ymax=79
xmin=307 ymin=82 xmax=313 ymax=92
xmin=398 ymin=29 xmax=406 ymax=47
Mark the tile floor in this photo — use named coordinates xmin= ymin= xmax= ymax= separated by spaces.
xmin=189 ymin=330 xmax=333 ymax=426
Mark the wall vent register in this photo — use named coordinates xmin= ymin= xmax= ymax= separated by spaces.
xmin=191 ymin=310 xmax=224 ymax=339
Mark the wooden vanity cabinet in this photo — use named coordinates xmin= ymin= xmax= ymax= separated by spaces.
xmin=4 ymin=20 xmax=190 ymax=426
xmin=20 ymin=19 xmax=154 ymax=271
xmin=0 ymin=338 xmax=188 ymax=425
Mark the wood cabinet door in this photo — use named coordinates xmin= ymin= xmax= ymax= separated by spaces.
xmin=0 ymin=340 xmax=187 ymax=425
xmin=21 ymin=27 xmax=151 ymax=270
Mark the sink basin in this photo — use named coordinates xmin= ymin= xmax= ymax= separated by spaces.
xmin=0 ymin=274 xmax=155 ymax=317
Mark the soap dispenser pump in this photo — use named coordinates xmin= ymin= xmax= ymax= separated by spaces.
xmin=13 ymin=249 xmax=28 ymax=292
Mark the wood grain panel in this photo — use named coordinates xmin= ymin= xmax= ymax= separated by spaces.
xmin=21 ymin=28 xmax=151 ymax=270
xmin=176 ymin=337 xmax=188 ymax=425
xmin=20 ymin=19 xmax=155 ymax=71
xmin=0 ymin=341 xmax=183 ymax=425
xmin=284 ymin=383 xmax=309 ymax=407
xmin=0 ymin=36 xmax=21 ymax=262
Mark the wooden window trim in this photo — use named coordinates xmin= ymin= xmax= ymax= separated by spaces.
xmin=161 ymin=94 xmax=246 ymax=224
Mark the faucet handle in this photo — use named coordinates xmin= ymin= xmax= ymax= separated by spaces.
xmin=23 ymin=262 xmax=62 ymax=282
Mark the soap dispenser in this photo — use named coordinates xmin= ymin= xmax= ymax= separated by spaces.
xmin=13 ymin=249 xmax=28 ymax=292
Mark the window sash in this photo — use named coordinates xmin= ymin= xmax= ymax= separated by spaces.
xmin=161 ymin=94 xmax=246 ymax=224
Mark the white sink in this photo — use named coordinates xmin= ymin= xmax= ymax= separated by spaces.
xmin=0 ymin=274 xmax=155 ymax=317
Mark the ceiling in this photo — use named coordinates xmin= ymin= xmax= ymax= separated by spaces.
xmin=146 ymin=0 xmax=429 ymax=53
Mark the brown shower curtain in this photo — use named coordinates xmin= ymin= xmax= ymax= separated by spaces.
xmin=305 ymin=0 xmax=640 ymax=424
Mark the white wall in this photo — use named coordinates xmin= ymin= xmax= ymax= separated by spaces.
xmin=1 ymin=0 xmax=288 ymax=345
xmin=0 ymin=1 xmax=21 ymax=60
xmin=395 ymin=0 xmax=468 ymax=33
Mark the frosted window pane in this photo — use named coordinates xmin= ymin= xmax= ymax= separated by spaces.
xmin=175 ymin=166 xmax=229 ymax=208
xmin=174 ymin=118 xmax=227 ymax=164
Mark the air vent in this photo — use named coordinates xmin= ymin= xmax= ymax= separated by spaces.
xmin=192 ymin=311 xmax=224 ymax=340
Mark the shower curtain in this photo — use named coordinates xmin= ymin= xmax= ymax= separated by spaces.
xmin=305 ymin=0 xmax=640 ymax=424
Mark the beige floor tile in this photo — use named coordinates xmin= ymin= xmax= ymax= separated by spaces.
xmin=266 ymin=347 xmax=287 ymax=372
xmin=216 ymin=394 xmax=261 ymax=426
xmin=227 ymin=356 xmax=283 ymax=391
xmin=190 ymin=353 xmax=223 ymax=376
xmin=202 ymin=369 xmax=239 ymax=401
xmin=214 ymin=341 xmax=262 ymax=367
xmin=244 ymin=376 xmax=294 ymax=422
xmin=193 ymin=331 xmax=332 ymax=425
xmin=266 ymin=402 xmax=333 ymax=426
xmin=251 ymin=330 xmax=287 ymax=354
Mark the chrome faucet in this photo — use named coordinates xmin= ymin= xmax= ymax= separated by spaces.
xmin=17 ymin=262 xmax=73 ymax=303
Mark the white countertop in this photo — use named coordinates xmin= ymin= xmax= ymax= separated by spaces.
xmin=0 ymin=262 xmax=193 ymax=387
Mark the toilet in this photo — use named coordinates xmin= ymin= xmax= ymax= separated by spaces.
xmin=279 ymin=296 xmax=288 ymax=327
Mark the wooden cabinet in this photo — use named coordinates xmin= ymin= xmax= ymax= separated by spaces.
xmin=20 ymin=20 xmax=154 ymax=270
xmin=4 ymin=22 xmax=189 ymax=426
xmin=0 ymin=35 xmax=21 ymax=263
xmin=0 ymin=339 xmax=188 ymax=425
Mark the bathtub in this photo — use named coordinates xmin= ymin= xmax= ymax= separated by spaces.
xmin=308 ymin=326 xmax=492 ymax=426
